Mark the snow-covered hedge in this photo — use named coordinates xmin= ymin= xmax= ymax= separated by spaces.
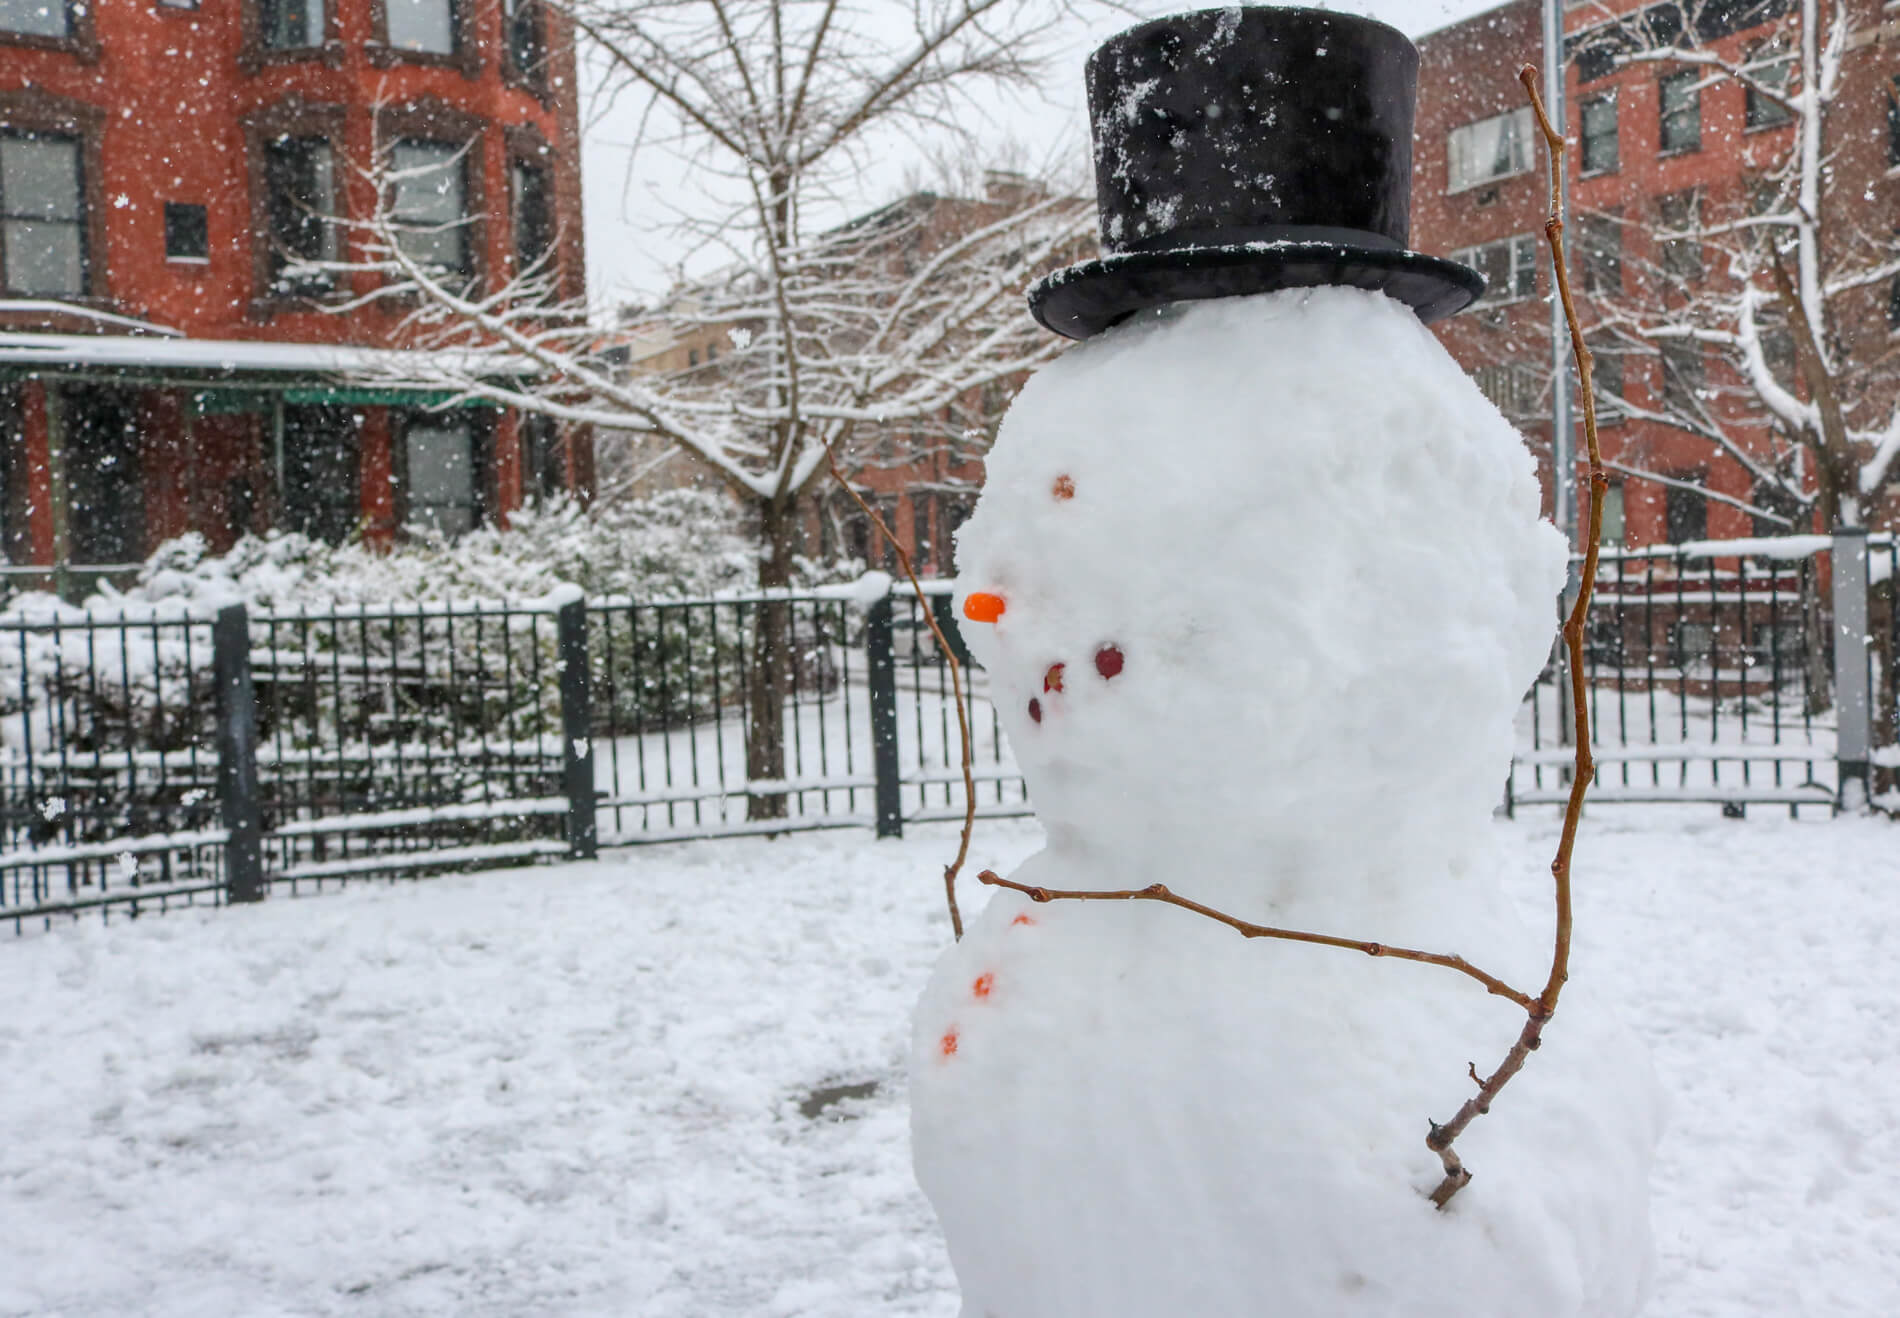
xmin=0 ymin=493 xmax=835 ymax=792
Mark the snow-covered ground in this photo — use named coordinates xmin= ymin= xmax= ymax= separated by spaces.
xmin=4 ymin=807 xmax=1894 ymax=1316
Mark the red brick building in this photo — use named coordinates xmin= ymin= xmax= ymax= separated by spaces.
xmin=1416 ymin=0 xmax=1900 ymax=546
xmin=0 ymin=0 xmax=587 ymax=590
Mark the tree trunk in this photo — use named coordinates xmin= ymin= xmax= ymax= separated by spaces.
xmin=745 ymin=496 xmax=802 ymax=821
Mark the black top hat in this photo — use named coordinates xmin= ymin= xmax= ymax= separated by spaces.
xmin=1028 ymin=6 xmax=1483 ymax=340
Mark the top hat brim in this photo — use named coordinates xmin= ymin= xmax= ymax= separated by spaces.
xmin=1028 ymin=241 xmax=1484 ymax=341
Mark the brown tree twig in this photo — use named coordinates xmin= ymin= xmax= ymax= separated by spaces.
xmin=822 ymin=440 xmax=973 ymax=939
xmin=1419 ymin=66 xmax=1607 ymax=1210
xmin=977 ymin=871 xmax=1534 ymax=1008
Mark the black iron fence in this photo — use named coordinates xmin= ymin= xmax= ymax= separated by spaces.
xmin=1 ymin=581 xmax=1026 ymax=932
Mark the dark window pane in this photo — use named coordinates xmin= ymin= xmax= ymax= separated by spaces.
xmin=504 ymin=0 xmax=543 ymax=78
xmin=1660 ymin=70 xmax=1701 ymax=153
xmin=522 ymin=413 xmax=563 ymax=502
xmin=1580 ymin=95 xmax=1618 ymax=174
xmin=1657 ymin=190 xmax=1701 ymax=280
xmin=1599 ymin=484 xmax=1626 ymax=546
xmin=259 ymin=0 xmax=323 ymax=48
xmin=0 ymin=135 xmax=85 ymax=295
xmin=164 ymin=202 xmax=208 ymax=261
xmin=1665 ymin=482 xmax=1707 ymax=544
xmin=386 ymin=0 xmax=454 ymax=53
xmin=0 ymin=0 xmax=68 ymax=36
xmin=1889 ymin=274 xmax=1900 ymax=330
xmin=1889 ymin=77 xmax=1900 ymax=167
xmin=1661 ymin=341 xmax=1704 ymax=413
xmin=1577 ymin=212 xmax=1622 ymax=296
xmin=62 ymin=389 xmax=144 ymax=565
xmin=512 ymin=159 xmax=553 ymax=276
xmin=281 ymin=406 xmax=360 ymax=542
xmin=264 ymin=136 xmax=338 ymax=294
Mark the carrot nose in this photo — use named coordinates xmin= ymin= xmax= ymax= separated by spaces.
xmin=963 ymin=591 xmax=1006 ymax=623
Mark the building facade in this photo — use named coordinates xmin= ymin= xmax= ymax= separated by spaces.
xmin=1416 ymin=0 xmax=1900 ymax=547
xmin=0 ymin=0 xmax=588 ymax=591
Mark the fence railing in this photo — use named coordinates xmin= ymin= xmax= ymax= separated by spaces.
xmin=1 ymin=579 xmax=1027 ymax=932
xmin=4 ymin=532 xmax=1893 ymax=933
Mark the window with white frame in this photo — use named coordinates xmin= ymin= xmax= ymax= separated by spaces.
xmin=1446 ymin=107 xmax=1534 ymax=193
xmin=385 ymin=0 xmax=455 ymax=54
xmin=1451 ymin=232 xmax=1538 ymax=305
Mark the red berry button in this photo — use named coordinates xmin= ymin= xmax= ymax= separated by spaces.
xmin=1095 ymin=645 xmax=1124 ymax=679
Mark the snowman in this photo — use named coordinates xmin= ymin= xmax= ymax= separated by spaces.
xmin=909 ymin=9 xmax=1659 ymax=1317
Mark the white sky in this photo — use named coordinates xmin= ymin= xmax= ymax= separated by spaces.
xmin=577 ymin=0 xmax=1524 ymax=309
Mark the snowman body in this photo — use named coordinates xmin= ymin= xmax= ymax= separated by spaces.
xmin=911 ymin=288 xmax=1659 ymax=1317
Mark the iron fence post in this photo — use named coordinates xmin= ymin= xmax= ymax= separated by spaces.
xmin=557 ymin=598 xmax=598 ymax=858
xmin=1832 ymin=528 xmax=1872 ymax=810
xmin=213 ymin=603 xmax=266 ymax=903
xmin=865 ymin=594 xmax=903 ymax=838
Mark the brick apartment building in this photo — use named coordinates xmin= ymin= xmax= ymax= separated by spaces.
xmin=1417 ymin=0 xmax=1900 ymax=547
xmin=0 ymin=0 xmax=588 ymax=592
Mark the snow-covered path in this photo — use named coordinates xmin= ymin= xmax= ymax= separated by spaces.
xmin=3 ymin=809 xmax=1894 ymax=1316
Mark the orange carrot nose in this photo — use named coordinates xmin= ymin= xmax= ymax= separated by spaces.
xmin=963 ymin=591 xmax=1007 ymax=623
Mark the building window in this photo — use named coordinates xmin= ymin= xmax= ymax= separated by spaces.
xmin=60 ymin=388 xmax=144 ymax=566
xmin=1660 ymin=341 xmax=1703 ymax=414
xmin=385 ymin=0 xmax=455 ymax=54
xmin=164 ymin=202 xmax=208 ymax=262
xmin=1751 ymin=481 xmax=1802 ymax=538
xmin=403 ymin=416 xmax=481 ymax=535
xmin=1659 ymin=69 xmax=1701 ymax=154
xmin=1744 ymin=45 xmax=1793 ymax=130
xmin=502 ymin=0 xmax=545 ymax=88
xmin=1760 ymin=324 xmax=1795 ymax=382
xmin=1665 ymin=480 xmax=1708 ymax=545
xmin=511 ymin=157 xmax=553 ymax=279
xmin=0 ymin=133 xmax=86 ymax=296
xmin=1446 ymin=107 xmax=1534 ymax=194
xmin=1599 ymin=482 xmax=1626 ymax=546
xmin=390 ymin=140 xmax=472 ymax=277
xmin=262 ymin=136 xmax=339 ymax=295
xmin=258 ymin=0 xmax=323 ymax=49
xmin=521 ymin=413 xmax=563 ymax=502
xmin=1576 ymin=211 xmax=1622 ymax=296
xmin=1580 ymin=94 xmax=1618 ymax=175
xmin=1452 ymin=232 xmax=1537 ymax=305
xmin=1656 ymin=190 xmax=1701 ymax=281
xmin=1888 ymin=274 xmax=1900 ymax=330
xmin=1588 ymin=335 xmax=1625 ymax=422
xmin=1472 ymin=363 xmax=1540 ymax=420
xmin=0 ymin=0 xmax=67 ymax=37
xmin=280 ymin=405 xmax=360 ymax=543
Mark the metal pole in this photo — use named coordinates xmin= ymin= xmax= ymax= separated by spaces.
xmin=556 ymin=598 xmax=599 ymax=858
xmin=865 ymin=595 xmax=903 ymax=838
xmin=214 ymin=603 xmax=266 ymax=903
xmin=1831 ymin=528 xmax=1871 ymax=810
xmin=1544 ymin=0 xmax=1576 ymax=550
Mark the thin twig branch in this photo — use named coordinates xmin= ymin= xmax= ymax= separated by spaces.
xmin=1421 ymin=65 xmax=1606 ymax=1212
xmin=822 ymin=440 xmax=974 ymax=939
xmin=976 ymin=871 xmax=1534 ymax=1008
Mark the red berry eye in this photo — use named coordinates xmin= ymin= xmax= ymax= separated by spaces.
xmin=1027 ymin=697 xmax=1043 ymax=723
xmin=1095 ymin=645 xmax=1124 ymax=679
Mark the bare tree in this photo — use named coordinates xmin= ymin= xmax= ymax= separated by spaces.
xmin=1577 ymin=0 xmax=1900 ymax=534
xmin=310 ymin=1 xmax=1098 ymax=819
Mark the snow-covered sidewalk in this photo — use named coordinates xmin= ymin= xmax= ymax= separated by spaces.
xmin=4 ymin=809 xmax=1894 ymax=1316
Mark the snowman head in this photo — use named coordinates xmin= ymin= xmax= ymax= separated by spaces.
xmin=953 ymin=288 xmax=1566 ymax=893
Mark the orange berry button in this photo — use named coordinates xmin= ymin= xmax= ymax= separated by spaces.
xmin=973 ymin=973 xmax=994 ymax=999
xmin=940 ymin=1029 xmax=960 ymax=1056
xmin=1052 ymin=474 xmax=1076 ymax=500
xmin=963 ymin=592 xmax=1006 ymax=623
xmin=1011 ymin=914 xmax=1035 ymax=927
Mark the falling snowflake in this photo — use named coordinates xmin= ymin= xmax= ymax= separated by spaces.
xmin=117 ymin=851 xmax=139 ymax=882
xmin=727 ymin=327 xmax=753 ymax=351
xmin=39 ymin=796 xmax=65 ymax=821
